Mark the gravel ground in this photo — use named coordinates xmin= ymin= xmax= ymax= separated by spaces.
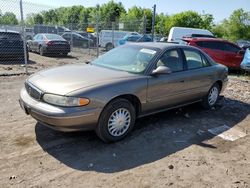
xmin=0 ymin=53 xmax=249 ymax=188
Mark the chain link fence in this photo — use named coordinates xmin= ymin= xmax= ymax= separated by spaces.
xmin=0 ymin=0 xmax=157 ymax=75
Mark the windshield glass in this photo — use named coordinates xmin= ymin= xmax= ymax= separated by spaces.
xmin=92 ymin=46 xmax=158 ymax=74
xmin=45 ymin=34 xmax=64 ymax=40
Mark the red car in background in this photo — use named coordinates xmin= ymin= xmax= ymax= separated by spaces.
xmin=183 ymin=37 xmax=244 ymax=69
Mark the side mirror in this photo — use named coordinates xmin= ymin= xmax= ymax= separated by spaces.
xmin=151 ymin=66 xmax=172 ymax=75
xmin=237 ymin=50 xmax=245 ymax=55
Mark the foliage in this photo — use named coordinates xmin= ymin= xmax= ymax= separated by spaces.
xmin=0 ymin=12 xmax=18 ymax=25
xmin=212 ymin=9 xmax=250 ymax=41
xmin=0 ymin=0 xmax=248 ymax=42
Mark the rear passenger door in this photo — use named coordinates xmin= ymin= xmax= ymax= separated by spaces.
xmin=196 ymin=41 xmax=226 ymax=65
xmin=182 ymin=48 xmax=214 ymax=100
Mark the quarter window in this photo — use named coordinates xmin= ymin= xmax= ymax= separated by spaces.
xmin=223 ymin=43 xmax=241 ymax=53
xmin=184 ymin=50 xmax=205 ymax=69
xmin=157 ymin=49 xmax=183 ymax=72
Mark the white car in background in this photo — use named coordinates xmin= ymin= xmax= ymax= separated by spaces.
xmin=167 ymin=27 xmax=214 ymax=44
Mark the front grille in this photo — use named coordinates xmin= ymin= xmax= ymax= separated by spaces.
xmin=25 ymin=82 xmax=42 ymax=100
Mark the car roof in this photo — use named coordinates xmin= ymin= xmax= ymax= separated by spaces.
xmin=0 ymin=29 xmax=20 ymax=34
xmin=183 ymin=37 xmax=231 ymax=42
xmin=127 ymin=42 xmax=191 ymax=50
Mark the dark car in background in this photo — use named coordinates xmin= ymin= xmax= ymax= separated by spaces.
xmin=27 ymin=33 xmax=70 ymax=56
xmin=0 ymin=30 xmax=29 ymax=61
xmin=61 ymin=32 xmax=94 ymax=48
xmin=183 ymin=37 xmax=244 ymax=69
xmin=77 ymin=31 xmax=97 ymax=46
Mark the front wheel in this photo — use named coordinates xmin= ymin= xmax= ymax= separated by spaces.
xmin=95 ymin=98 xmax=136 ymax=142
xmin=202 ymin=83 xmax=220 ymax=109
xmin=39 ymin=46 xmax=44 ymax=56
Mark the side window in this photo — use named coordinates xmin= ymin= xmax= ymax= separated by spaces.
xmin=157 ymin=49 xmax=183 ymax=72
xmin=33 ymin=35 xmax=38 ymax=40
xmin=196 ymin=41 xmax=224 ymax=51
xmin=223 ymin=43 xmax=241 ymax=53
xmin=184 ymin=50 xmax=205 ymax=69
xmin=37 ymin=35 xmax=43 ymax=40
xmin=201 ymin=53 xmax=210 ymax=67
xmin=127 ymin=36 xmax=139 ymax=42
xmin=63 ymin=34 xmax=70 ymax=39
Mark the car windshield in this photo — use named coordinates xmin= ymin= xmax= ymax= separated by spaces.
xmin=45 ymin=34 xmax=64 ymax=40
xmin=92 ymin=46 xmax=158 ymax=74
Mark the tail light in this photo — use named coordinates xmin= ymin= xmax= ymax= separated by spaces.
xmin=46 ymin=41 xmax=53 ymax=46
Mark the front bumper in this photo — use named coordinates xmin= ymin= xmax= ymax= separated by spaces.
xmin=19 ymin=87 xmax=102 ymax=132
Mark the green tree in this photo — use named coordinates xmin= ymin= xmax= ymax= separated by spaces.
xmin=0 ymin=12 xmax=18 ymax=25
xmin=211 ymin=9 xmax=250 ymax=41
xmin=201 ymin=13 xmax=214 ymax=30
xmin=100 ymin=1 xmax=126 ymax=23
xmin=165 ymin=11 xmax=204 ymax=33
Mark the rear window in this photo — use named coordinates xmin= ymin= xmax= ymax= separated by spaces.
xmin=0 ymin=32 xmax=22 ymax=40
xmin=44 ymin=34 xmax=64 ymax=40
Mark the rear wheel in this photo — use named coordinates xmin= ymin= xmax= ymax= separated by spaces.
xmin=105 ymin=43 xmax=113 ymax=51
xmin=95 ymin=98 xmax=136 ymax=142
xmin=202 ymin=83 xmax=220 ymax=109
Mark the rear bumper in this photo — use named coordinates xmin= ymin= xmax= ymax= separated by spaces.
xmin=19 ymin=87 xmax=101 ymax=132
xmin=43 ymin=46 xmax=70 ymax=54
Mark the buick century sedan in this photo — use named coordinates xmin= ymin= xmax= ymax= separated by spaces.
xmin=19 ymin=43 xmax=228 ymax=142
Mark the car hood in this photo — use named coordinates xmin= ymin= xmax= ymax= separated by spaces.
xmin=28 ymin=64 xmax=139 ymax=95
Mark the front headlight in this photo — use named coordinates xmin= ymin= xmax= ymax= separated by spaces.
xmin=43 ymin=94 xmax=90 ymax=107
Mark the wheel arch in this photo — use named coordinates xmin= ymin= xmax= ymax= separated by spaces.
xmin=102 ymin=94 xmax=142 ymax=118
xmin=215 ymin=80 xmax=223 ymax=92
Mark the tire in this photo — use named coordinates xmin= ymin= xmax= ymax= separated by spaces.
xmin=105 ymin=43 xmax=113 ymax=51
xmin=201 ymin=83 xmax=220 ymax=109
xmin=39 ymin=46 xmax=44 ymax=56
xmin=95 ymin=98 xmax=136 ymax=143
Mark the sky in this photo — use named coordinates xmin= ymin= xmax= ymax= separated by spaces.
xmin=1 ymin=0 xmax=250 ymax=23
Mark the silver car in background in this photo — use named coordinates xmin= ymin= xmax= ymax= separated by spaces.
xmin=19 ymin=43 xmax=228 ymax=142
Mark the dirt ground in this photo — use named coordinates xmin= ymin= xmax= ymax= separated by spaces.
xmin=0 ymin=53 xmax=250 ymax=188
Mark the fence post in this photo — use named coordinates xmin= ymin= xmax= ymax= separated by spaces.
xmin=19 ymin=0 xmax=28 ymax=74
xmin=151 ymin=4 xmax=156 ymax=41
xmin=143 ymin=15 xmax=147 ymax=35
xmin=112 ymin=22 xmax=115 ymax=48
xmin=96 ymin=5 xmax=100 ymax=57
